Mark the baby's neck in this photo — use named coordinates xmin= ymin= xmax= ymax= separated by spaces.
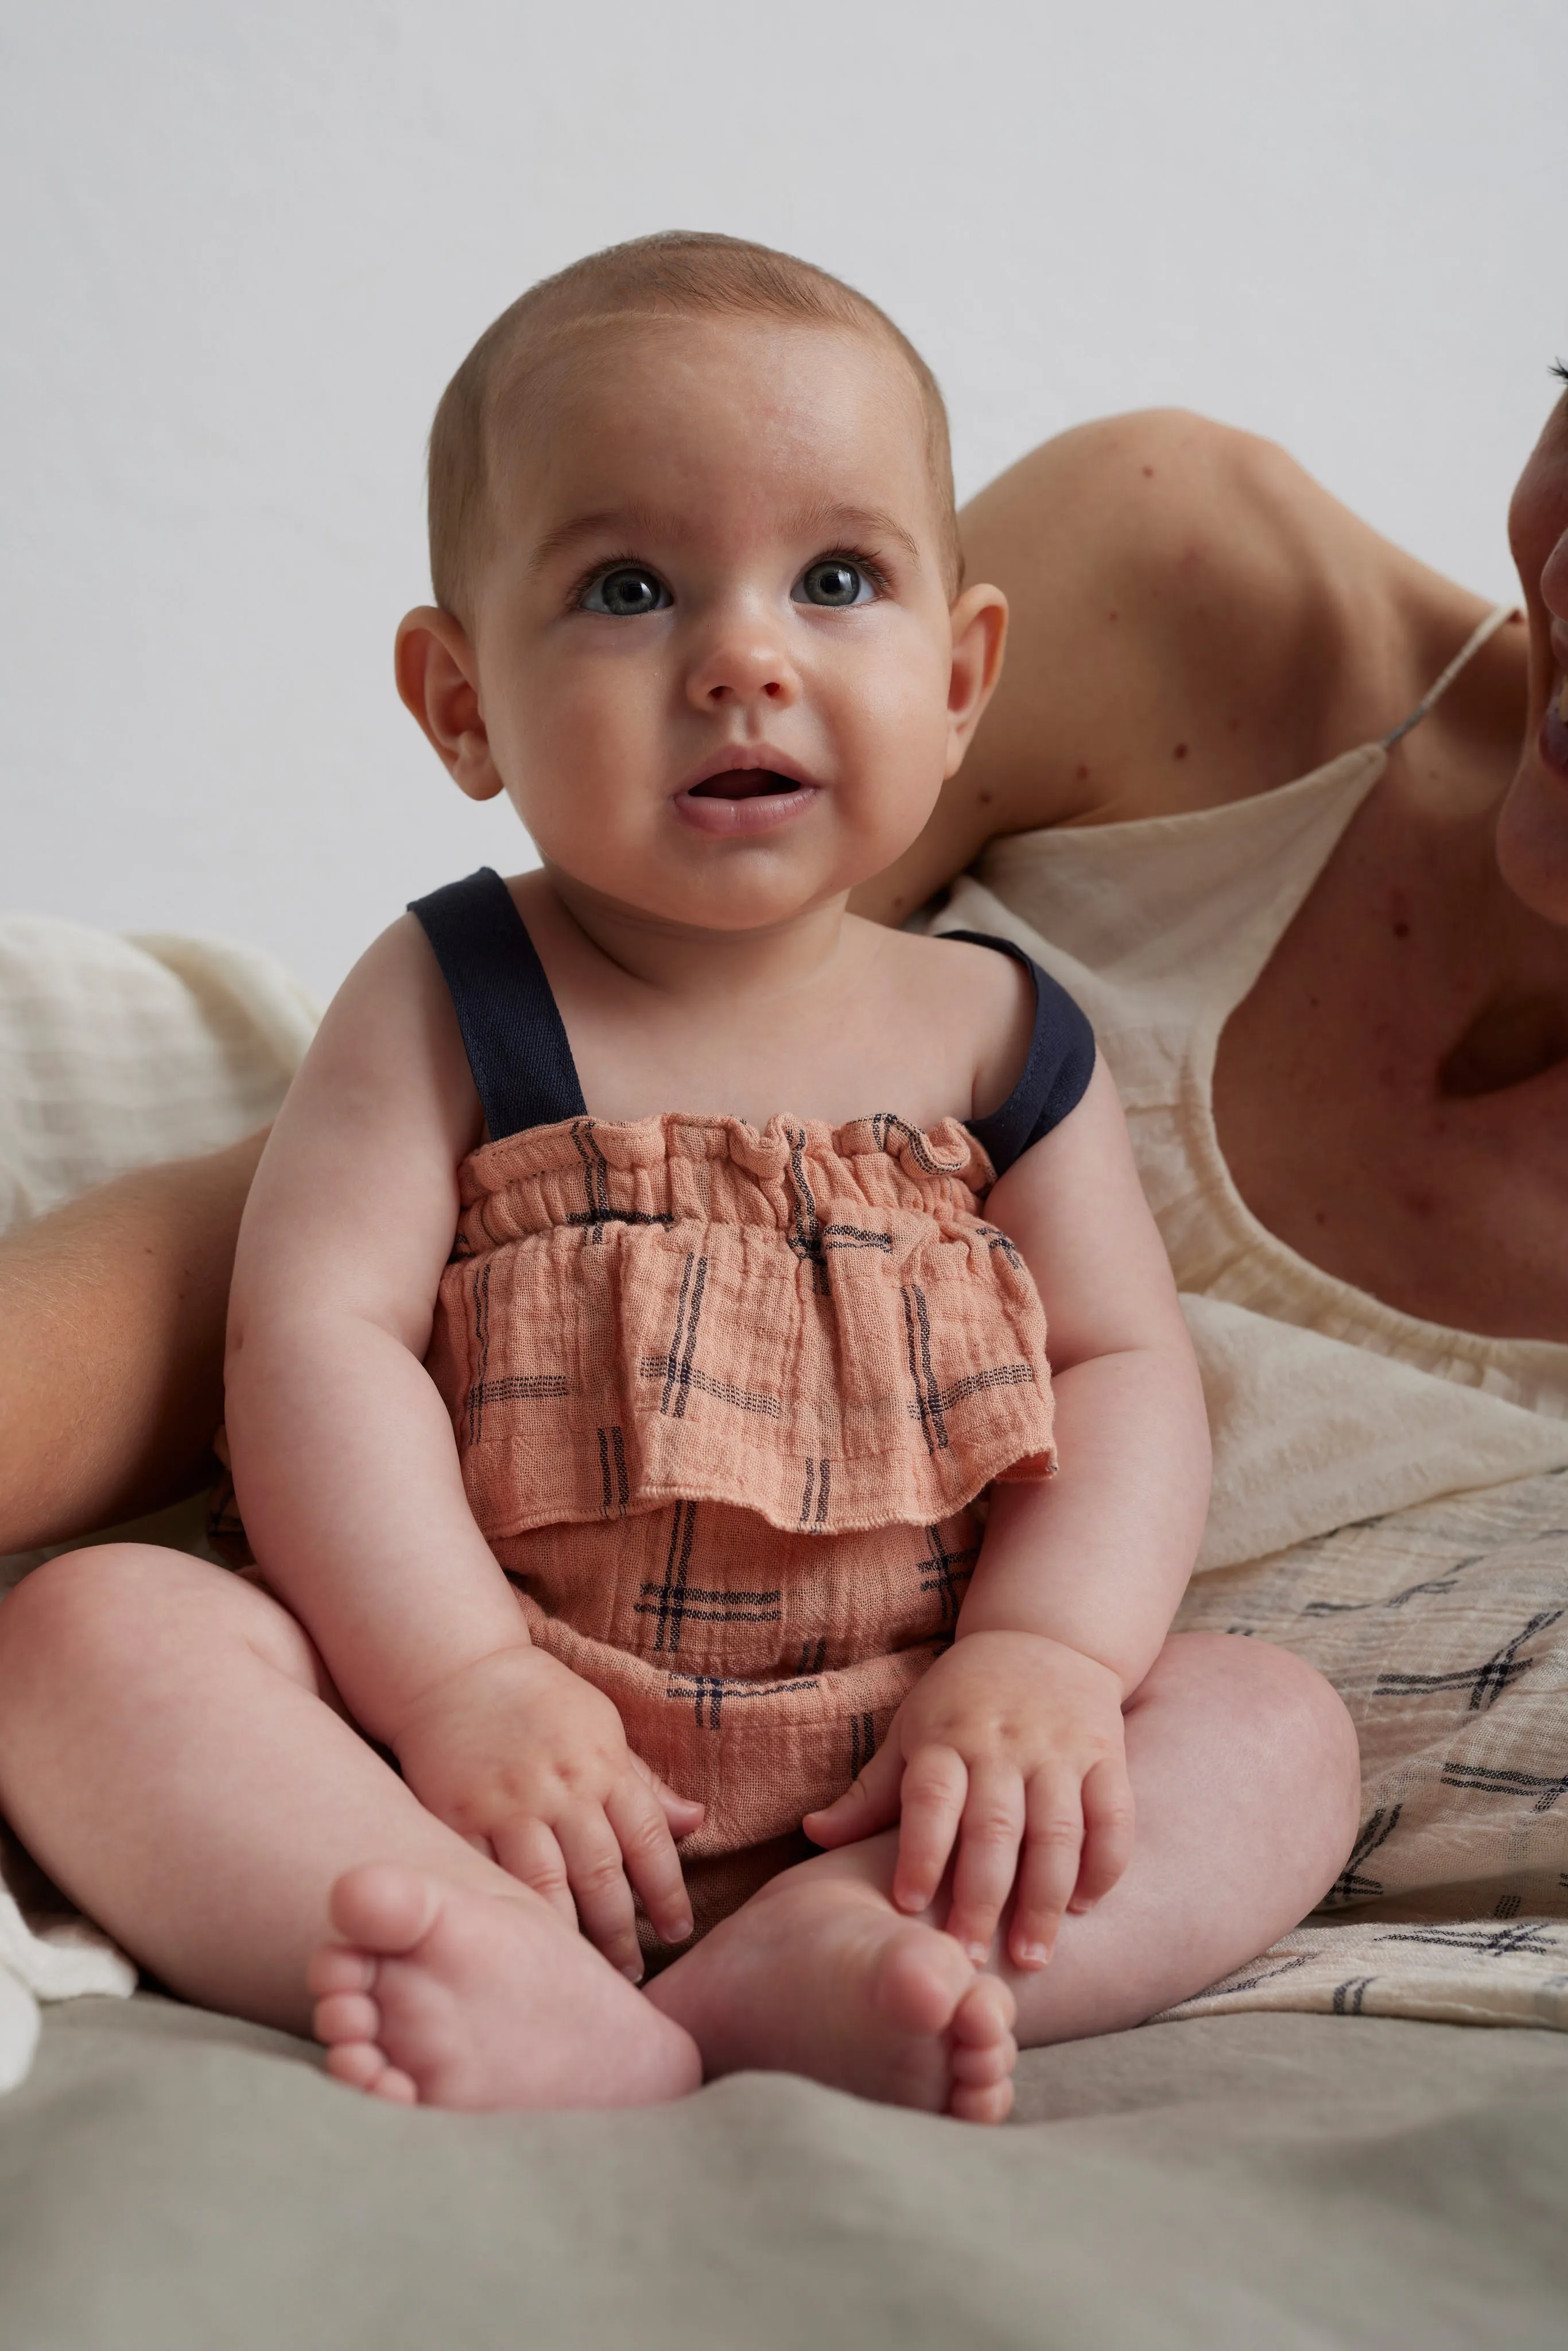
xmin=538 ymin=867 xmax=861 ymax=1007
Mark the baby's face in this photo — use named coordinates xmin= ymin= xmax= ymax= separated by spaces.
xmin=447 ymin=315 xmax=999 ymax=933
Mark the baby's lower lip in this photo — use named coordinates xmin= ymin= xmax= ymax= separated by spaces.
xmin=1542 ymin=674 xmax=1568 ymax=778
xmin=674 ymin=775 xmax=819 ymax=835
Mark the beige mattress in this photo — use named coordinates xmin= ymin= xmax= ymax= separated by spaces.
xmin=6 ymin=1994 xmax=1566 ymax=2349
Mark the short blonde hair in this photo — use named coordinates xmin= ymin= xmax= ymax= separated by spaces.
xmin=427 ymin=231 xmax=960 ymax=623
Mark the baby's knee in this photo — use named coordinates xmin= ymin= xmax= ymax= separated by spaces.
xmin=0 ymin=1543 xmax=234 ymax=1728
xmin=0 ymin=1545 xmax=164 ymax=1693
xmin=1174 ymin=1631 xmax=1361 ymax=1832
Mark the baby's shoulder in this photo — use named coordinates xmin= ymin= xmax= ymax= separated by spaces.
xmin=853 ymin=919 xmax=1038 ymax=1113
xmin=857 ymin=915 xmax=1028 ymax=1004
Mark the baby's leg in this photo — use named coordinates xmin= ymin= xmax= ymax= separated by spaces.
xmin=0 ymin=1545 xmax=699 ymax=2109
xmin=647 ymin=1631 xmax=1360 ymax=2120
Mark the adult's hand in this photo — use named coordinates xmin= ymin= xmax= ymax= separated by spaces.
xmin=0 ymin=1129 xmax=266 ymax=1554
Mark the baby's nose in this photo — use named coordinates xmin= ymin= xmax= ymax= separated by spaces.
xmin=686 ymin=623 xmax=799 ymax=710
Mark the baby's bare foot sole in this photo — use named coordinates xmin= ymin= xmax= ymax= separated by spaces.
xmin=308 ymin=1863 xmax=701 ymax=2112
xmin=649 ymin=1871 xmax=1018 ymax=2121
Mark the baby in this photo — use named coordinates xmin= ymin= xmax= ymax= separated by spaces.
xmin=0 ymin=234 xmax=1360 ymax=2123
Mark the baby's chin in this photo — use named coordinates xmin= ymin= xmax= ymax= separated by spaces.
xmin=1495 ymin=752 xmax=1568 ymax=926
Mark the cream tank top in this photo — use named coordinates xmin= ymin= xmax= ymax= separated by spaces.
xmin=933 ymin=606 xmax=1568 ymax=1573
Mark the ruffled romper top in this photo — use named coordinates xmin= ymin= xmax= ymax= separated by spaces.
xmin=410 ymin=870 xmax=1096 ymax=1926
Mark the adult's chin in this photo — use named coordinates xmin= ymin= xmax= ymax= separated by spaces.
xmin=1495 ymin=758 xmax=1568 ymax=925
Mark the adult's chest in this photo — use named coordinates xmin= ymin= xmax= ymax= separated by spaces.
xmin=1212 ymin=789 xmax=1568 ymax=1343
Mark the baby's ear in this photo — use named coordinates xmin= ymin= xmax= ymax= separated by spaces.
xmin=394 ymin=607 xmax=503 ymax=801
xmin=944 ymin=584 xmax=1008 ymax=777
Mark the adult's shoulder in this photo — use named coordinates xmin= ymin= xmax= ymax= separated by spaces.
xmin=962 ymin=409 xmax=1379 ymax=813
xmin=855 ymin=410 xmax=1382 ymax=924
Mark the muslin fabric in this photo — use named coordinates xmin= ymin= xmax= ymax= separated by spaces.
xmin=425 ymin=1107 xmax=1055 ymax=1870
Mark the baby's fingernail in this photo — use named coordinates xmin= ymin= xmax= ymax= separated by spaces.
xmin=964 ymin=1940 xmax=990 ymax=1967
xmin=671 ymin=1915 xmax=694 ymax=1942
xmin=1016 ymin=1941 xmax=1050 ymax=1970
xmin=620 ymin=1961 xmax=645 ymax=1983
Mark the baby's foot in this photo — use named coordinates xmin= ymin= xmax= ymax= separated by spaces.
xmin=308 ymin=1864 xmax=702 ymax=2111
xmin=647 ymin=1867 xmax=1018 ymax=2122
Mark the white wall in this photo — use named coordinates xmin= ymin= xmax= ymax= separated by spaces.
xmin=3 ymin=0 xmax=1565 ymax=998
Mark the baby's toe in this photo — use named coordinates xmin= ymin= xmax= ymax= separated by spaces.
xmin=949 ymin=2026 xmax=1018 ymax=2090
xmin=369 ymin=2064 xmax=419 ymax=2105
xmin=307 ymin=1944 xmax=376 ymax=1999
xmin=313 ymin=1989 xmax=381 ymax=2047
xmin=952 ymin=1973 xmax=1016 ymax=2047
xmin=324 ymin=2038 xmax=391 ymax=2092
xmin=329 ymin=1862 xmax=443 ymax=1954
xmin=950 ymin=2075 xmax=1015 ymax=2125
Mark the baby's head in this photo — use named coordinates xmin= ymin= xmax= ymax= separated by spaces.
xmin=397 ymin=232 xmax=1006 ymax=933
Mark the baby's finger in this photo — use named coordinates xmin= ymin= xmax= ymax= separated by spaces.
xmin=1007 ymin=1771 xmax=1086 ymax=1969
xmin=802 ymin=1735 xmax=903 ymax=1849
xmin=888 ymin=1743 xmax=968 ymax=1914
xmin=607 ymin=1778 xmax=694 ymax=1950
xmin=946 ymin=1763 xmax=1026 ymax=1964
xmin=490 ymin=1815 xmax=579 ymax=1933
xmin=628 ymin=1752 xmax=707 ymax=1837
xmin=1069 ymin=1756 xmax=1136 ymax=1914
xmin=554 ymin=1805 xmax=643 ymax=1978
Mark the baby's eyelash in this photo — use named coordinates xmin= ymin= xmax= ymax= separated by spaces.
xmin=566 ymin=553 xmax=655 ymax=607
xmin=820 ymin=546 xmax=892 ymax=592
xmin=1553 ymin=359 xmax=1568 ymax=387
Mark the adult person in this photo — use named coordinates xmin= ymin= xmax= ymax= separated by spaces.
xmin=849 ymin=387 xmax=1568 ymax=2012
xmin=3 ymin=387 xmax=1567 ymax=2016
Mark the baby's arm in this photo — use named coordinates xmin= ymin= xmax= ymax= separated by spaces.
xmin=226 ymin=921 xmax=698 ymax=1973
xmin=806 ymin=1056 xmax=1210 ymax=1967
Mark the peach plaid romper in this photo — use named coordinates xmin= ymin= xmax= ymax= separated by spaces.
xmin=406 ymin=872 xmax=1096 ymax=1948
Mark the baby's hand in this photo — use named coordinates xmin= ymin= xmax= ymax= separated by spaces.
xmin=391 ymin=1643 xmax=703 ymax=1979
xmin=803 ymin=1631 xmax=1132 ymax=1972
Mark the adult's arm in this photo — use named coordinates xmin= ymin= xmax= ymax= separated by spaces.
xmin=852 ymin=407 xmax=1403 ymax=924
xmin=0 ymin=1131 xmax=264 ymax=1555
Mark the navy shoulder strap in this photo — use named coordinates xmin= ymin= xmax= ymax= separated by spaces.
xmin=947 ymin=929 xmax=1097 ymax=1176
xmin=408 ymin=868 xmax=587 ymax=1140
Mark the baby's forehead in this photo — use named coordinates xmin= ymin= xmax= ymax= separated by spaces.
xmin=493 ymin=310 xmax=932 ymax=494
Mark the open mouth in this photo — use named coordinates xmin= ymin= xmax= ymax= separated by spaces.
xmin=685 ymin=770 xmax=803 ymax=800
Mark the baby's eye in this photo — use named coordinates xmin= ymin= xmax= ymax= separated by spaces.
xmin=792 ymin=558 xmax=876 ymax=609
xmin=580 ymin=565 xmax=672 ymax=617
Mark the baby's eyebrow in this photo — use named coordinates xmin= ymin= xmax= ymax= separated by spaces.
xmin=789 ymin=502 xmax=922 ymax=565
xmin=527 ymin=509 xmax=665 ymax=572
xmin=527 ymin=500 xmax=923 ymax=573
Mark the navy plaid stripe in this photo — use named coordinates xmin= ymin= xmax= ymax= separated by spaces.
xmin=917 ymin=1525 xmax=980 ymax=1627
xmin=638 ymin=1358 xmax=781 ymax=1418
xmin=848 ymin=1709 xmax=878 ymax=1780
xmin=566 ymin=1118 xmax=674 ymax=1243
xmin=1321 ymin=1803 xmax=1402 ymax=1907
xmin=798 ymin=1457 xmax=832 ymax=1528
xmin=468 ymin=1260 xmax=491 ymax=1444
xmin=901 ymin=1283 xmax=948 ymax=1455
xmin=667 ymin=1671 xmax=821 ymax=1728
xmin=784 ymin=1126 xmax=830 ymax=1294
xmin=657 ymin=1254 xmax=709 ymax=1419
xmin=1441 ymin=1760 xmax=1568 ymax=1813
xmin=1374 ymin=1607 xmax=1565 ymax=1710
xmin=597 ymin=1424 xmax=630 ymax=1516
xmin=470 ymin=1374 xmax=570 ymax=1406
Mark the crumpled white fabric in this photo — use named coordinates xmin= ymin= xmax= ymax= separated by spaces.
xmin=0 ymin=914 xmax=317 ymax=2085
